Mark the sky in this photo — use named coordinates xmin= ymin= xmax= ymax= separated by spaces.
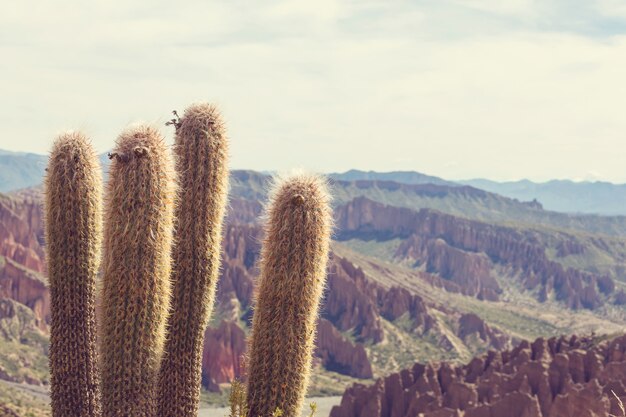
xmin=2 ymin=1 xmax=626 ymax=182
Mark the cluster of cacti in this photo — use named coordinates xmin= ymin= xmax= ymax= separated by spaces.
xmin=45 ymin=103 xmax=332 ymax=417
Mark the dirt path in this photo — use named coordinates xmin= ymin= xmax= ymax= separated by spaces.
xmin=0 ymin=379 xmax=50 ymax=401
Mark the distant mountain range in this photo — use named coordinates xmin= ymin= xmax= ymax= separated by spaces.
xmin=459 ymin=178 xmax=626 ymax=216
xmin=329 ymin=169 xmax=626 ymax=216
xmin=0 ymin=149 xmax=110 ymax=193
xmin=0 ymin=150 xmax=47 ymax=192
xmin=329 ymin=169 xmax=454 ymax=187
xmin=1 ymin=150 xmax=626 ymax=216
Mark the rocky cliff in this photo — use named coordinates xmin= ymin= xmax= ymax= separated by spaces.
xmin=324 ymin=256 xmax=438 ymax=343
xmin=201 ymin=320 xmax=246 ymax=392
xmin=0 ymin=193 xmax=45 ymax=274
xmin=0 ymin=257 xmax=48 ymax=330
xmin=316 ymin=319 xmax=373 ymax=379
xmin=330 ymin=333 xmax=626 ymax=417
xmin=336 ymin=197 xmax=614 ymax=310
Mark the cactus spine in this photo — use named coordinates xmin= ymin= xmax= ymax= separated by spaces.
xmin=45 ymin=132 xmax=103 ymax=417
xmin=99 ymin=125 xmax=174 ymax=417
xmin=157 ymin=103 xmax=230 ymax=416
xmin=246 ymin=173 xmax=332 ymax=417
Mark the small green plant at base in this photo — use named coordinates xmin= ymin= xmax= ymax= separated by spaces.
xmin=229 ymin=380 xmax=248 ymax=417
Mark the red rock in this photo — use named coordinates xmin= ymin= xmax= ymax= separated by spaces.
xmin=399 ymin=235 xmax=501 ymax=300
xmin=548 ymin=379 xmax=609 ymax=417
xmin=331 ymin=334 xmax=626 ymax=417
xmin=0 ymin=193 xmax=45 ymax=274
xmin=335 ymin=197 xmax=612 ymax=310
xmin=465 ymin=392 xmax=542 ymax=417
xmin=325 ymin=256 xmax=384 ymax=342
xmin=614 ymin=290 xmax=626 ymax=305
xmin=422 ymin=409 xmax=461 ymax=417
xmin=458 ymin=313 xmax=508 ymax=350
xmin=0 ymin=257 xmax=49 ymax=330
xmin=201 ymin=320 xmax=246 ymax=392
xmin=315 ymin=319 xmax=373 ymax=379
xmin=329 ymin=380 xmax=385 ymax=417
xmin=442 ymin=381 xmax=477 ymax=410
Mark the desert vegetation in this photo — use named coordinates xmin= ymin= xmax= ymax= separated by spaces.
xmin=43 ymin=103 xmax=332 ymax=417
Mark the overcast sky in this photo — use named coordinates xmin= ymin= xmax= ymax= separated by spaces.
xmin=2 ymin=1 xmax=626 ymax=182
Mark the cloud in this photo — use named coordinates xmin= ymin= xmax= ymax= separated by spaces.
xmin=450 ymin=0 xmax=536 ymax=16
xmin=1 ymin=1 xmax=626 ymax=182
xmin=596 ymin=0 xmax=626 ymax=18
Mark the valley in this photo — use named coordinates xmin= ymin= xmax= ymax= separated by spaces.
xmin=2 ymin=166 xmax=626 ymax=415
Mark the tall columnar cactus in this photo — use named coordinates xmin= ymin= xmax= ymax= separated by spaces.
xmin=157 ymin=103 xmax=230 ymax=416
xmin=44 ymin=107 xmax=333 ymax=417
xmin=45 ymin=132 xmax=103 ymax=417
xmin=99 ymin=125 xmax=175 ymax=417
xmin=246 ymin=173 xmax=332 ymax=417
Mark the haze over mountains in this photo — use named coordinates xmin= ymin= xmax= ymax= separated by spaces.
xmin=332 ymin=169 xmax=626 ymax=216
xmin=2 ymin=149 xmax=626 ymax=216
xmin=6 ymin=149 xmax=625 ymax=219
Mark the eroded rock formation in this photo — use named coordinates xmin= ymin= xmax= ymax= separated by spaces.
xmin=201 ymin=320 xmax=246 ymax=391
xmin=0 ymin=257 xmax=48 ymax=330
xmin=330 ymin=334 xmax=626 ymax=417
xmin=336 ymin=197 xmax=613 ymax=310
xmin=316 ymin=319 xmax=373 ymax=379
xmin=0 ymin=193 xmax=45 ymax=274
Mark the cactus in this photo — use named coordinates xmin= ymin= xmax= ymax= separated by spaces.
xmin=157 ymin=104 xmax=230 ymax=416
xmin=45 ymin=132 xmax=103 ymax=417
xmin=246 ymin=173 xmax=332 ymax=417
xmin=44 ymin=107 xmax=332 ymax=417
xmin=99 ymin=125 xmax=175 ymax=417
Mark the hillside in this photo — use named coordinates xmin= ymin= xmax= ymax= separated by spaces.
xmin=2 ymin=169 xmax=626 ymax=414
xmin=227 ymin=170 xmax=626 ymax=237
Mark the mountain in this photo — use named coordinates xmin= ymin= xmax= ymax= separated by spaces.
xmin=2 ymin=147 xmax=626 ymax=218
xmin=0 ymin=150 xmax=47 ymax=192
xmin=330 ymin=170 xmax=454 ymax=187
xmin=330 ymin=179 xmax=626 ymax=237
xmin=460 ymin=178 xmax=626 ymax=216
xmin=335 ymin=196 xmax=621 ymax=309
xmin=0 ymin=150 xmax=112 ymax=194
xmin=3 ymin=165 xmax=626 ymax=414
xmin=230 ymin=171 xmax=626 ymax=238
xmin=329 ymin=169 xmax=626 ymax=217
